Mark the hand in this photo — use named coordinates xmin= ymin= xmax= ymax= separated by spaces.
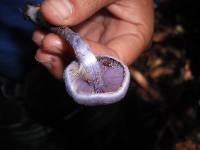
xmin=33 ymin=0 xmax=154 ymax=79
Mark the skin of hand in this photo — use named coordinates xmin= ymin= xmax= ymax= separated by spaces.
xmin=33 ymin=0 xmax=154 ymax=79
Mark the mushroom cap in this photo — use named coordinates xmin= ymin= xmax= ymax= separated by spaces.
xmin=64 ymin=55 xmax=130 ymax=106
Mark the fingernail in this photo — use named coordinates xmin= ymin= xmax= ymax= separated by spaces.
xmin=32 ymin=36 xmax=41 ymax=46
xmin=35 ymin=56 xmax=41 ymax=63
xmin=35 ymin=56 xmax=53 ymax=70
xmin=32 ymin=31 xmax=44 ymax=46
xmin=49 ymin=0 xmax=73 ymax=20
xmin=43 ymin=63 xmax=52 ymax=70
xmin=35 ymin=55 xmax=56 ymax=63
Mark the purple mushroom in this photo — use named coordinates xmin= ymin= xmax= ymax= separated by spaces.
xmin=64 ymin=56 xmax=130 ymax=105
xmin=25 ymin=4 xmax=130 ymax=106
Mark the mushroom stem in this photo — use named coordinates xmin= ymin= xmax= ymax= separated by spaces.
xmin=24 ymin=4 xmax=104 ymax=91
xmin=51 ymin=27 xmax=104 ymax=91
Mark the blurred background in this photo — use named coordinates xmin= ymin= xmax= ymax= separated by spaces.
xmin=0 ymin=0 xmax=200 ymax=150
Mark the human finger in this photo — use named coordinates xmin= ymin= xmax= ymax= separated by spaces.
xmin=41 ymin=0 xmax=115 ymax=26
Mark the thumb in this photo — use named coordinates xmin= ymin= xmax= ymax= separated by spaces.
xmin=41 ymin=0 xmax=115 ymax=26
